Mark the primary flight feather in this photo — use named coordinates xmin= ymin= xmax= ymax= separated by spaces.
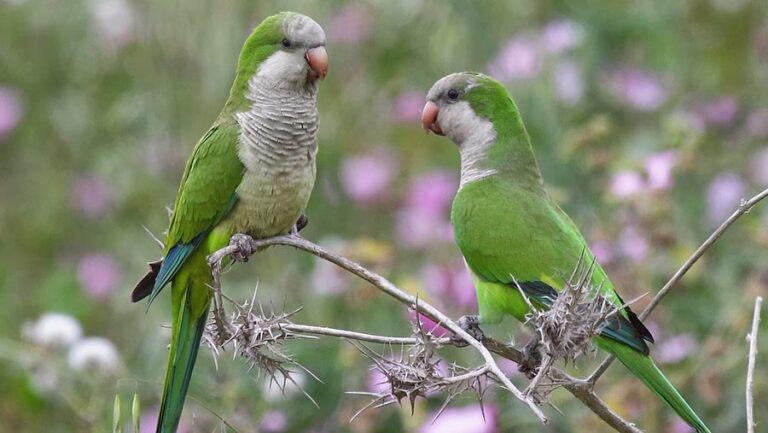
xmin=132 ymin=12 xmax=328 ymax=433
xmin=422 ymin=72 xmax=709 ymax=433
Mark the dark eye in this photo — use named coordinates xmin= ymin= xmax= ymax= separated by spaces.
xmin=447 ymin=88 xmax=460 ymax=100
xmin=281 ymin=38 xmax=291 ymax=48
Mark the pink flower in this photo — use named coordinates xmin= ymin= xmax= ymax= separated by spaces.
xmin=657 ymin=334 xmax=697 ymax=364
xmin=706 ymin=172 xmax=746 ymax=225
xmin=340 ymin=149 xmax=397 ymax=206
xmin=609 ymin=170 xmax=645 ymax=198
xmin=77 ymin=253 xmax=120 ymax=300
xmin=553 ymin=60 xmax=584 ymax=105
xmin=618 ymin=226 xmax=648 ymax=263
xmin=694 ymin=97 xmax=739 ymax=128
xmin=397 ymin=171 xmax=458 ymax=249
xmin=328 ymin=4 xmax=371 ymax=44
xmin=408 ymin=311 xmax=450 ymax=338
xmin=0 ymin=87 xmax=23 ymax=139
xmin=404 ymin=171 xmax=458 ymax=216
xmin=667 ymin=418 xmax=695 ymax=433
xmin=590 ymin=240 xmax=615 ymax=265
xmin=487 ymin=35 xmax=542 ymax=81
xmin=421 ymin=262 xmax=476 ymax=309
xmin=645 ymin=150 xmax=678 ymax=191
xmin=391 ymin=91 xmax=426 ymax=123
xmin=419 ymin=404 xmax=497 ymax=433
xmin=260 ymin=410 xmax=288 ymax=433
xmin=541 ymin=19 xmax=584 ymax=54
xmin=611 ymin=69 xmax=668 ymax=112
xmin=71 ymin=175 xmax=114 ymax=218
xmin=749 ymin=147 xmax=768 ymax=186
xmin=366 ymin=367 xmax=390 ymax=394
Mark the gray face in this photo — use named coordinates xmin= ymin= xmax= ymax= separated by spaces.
xmin=256 ymin=14 xmax=327 ymax=88
xmin=425 ymin=73 xmax=486 ymax=145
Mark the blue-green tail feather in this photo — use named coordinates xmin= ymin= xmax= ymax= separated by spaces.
xmin=599 ymin=339 xmax=711 ymax=433
xmin=156 ymin=286 xmax=209 ymax=433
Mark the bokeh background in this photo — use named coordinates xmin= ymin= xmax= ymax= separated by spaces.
xmin=2 ymin=0 xmax=768 ymax=432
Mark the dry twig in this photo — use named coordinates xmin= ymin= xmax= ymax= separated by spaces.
xmin=747 ymin=296 xmax=763 ymax=433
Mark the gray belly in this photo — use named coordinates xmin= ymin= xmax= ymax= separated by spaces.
xmin=223 ymin=163 xmax=316 ymax=239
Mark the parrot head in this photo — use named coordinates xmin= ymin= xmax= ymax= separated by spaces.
xmin=239 ymin=12 xmax=328 ymax=89
xmin=422 ymin=72 xmax=510 ymax=145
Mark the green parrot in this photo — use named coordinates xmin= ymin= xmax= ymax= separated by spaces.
xmin=131 ymin=12 xmax=328 ymax=433
xmin=421 ymin=72 xmax=710 ymax=433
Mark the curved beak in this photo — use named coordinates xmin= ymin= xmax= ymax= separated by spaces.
xmin=421 ymin=101 xmax=443 ymax=135
xmin=305 ymin=46 xmax=328 ymax=81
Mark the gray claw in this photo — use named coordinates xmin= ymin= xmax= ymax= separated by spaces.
xmin=450 ymin=315 xmax=484 ymax=347
xmin=230 ymin=233 xmax=255 ymax=262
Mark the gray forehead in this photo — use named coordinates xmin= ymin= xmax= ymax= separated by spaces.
xmin=283 ymin=14 xmax=326 ymax=45
xmin=426 ymin=72 xmax=481 ymax=101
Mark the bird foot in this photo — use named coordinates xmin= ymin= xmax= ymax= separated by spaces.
xmin=519 ymin=335 xmax=544 ymax=379
xmin=290 ymin=214 xmax=309 ymax=235
xmin=449 ymin=315 xmax=485 ymax=347
xmin=229 ymin=233 xmax=255 ymax=262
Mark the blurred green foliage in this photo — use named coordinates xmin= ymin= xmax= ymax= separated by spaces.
xmin=1 ymin=0 xmax=767 ymax=432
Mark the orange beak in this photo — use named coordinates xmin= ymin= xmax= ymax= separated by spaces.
xmin=421 ymin=101 xmax=443 ymax=135
xmin=305 ymin=46 xmax=328 ymax=81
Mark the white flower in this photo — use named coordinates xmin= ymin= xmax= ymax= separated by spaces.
xmin=67 ymin=337 xmax=120 ymax=373
xmin=23 ymin=312 xmax=83 ymax=349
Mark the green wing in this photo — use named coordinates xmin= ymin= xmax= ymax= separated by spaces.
xmin=451 ymin=177 xmax=651 ymax=353
xmin=148 ymin=118 xmax=244 ymax=303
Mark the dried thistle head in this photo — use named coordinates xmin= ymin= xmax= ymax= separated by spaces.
xmin=203 ymin=290 xmax=318 ymax=405
xmin=348 ymin=316 xmax=490 ymax=421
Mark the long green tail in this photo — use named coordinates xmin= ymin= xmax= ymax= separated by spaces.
xmin=599 ymin=339 xmax=711 ymax=433
xmin=156 ymin=284 xmax=210 ymax=433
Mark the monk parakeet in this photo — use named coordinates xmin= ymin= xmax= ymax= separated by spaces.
xmin=132 ymin=12 xmax=328 ymax=433
xmin=421 ymin=72 xmax=709 ymax=433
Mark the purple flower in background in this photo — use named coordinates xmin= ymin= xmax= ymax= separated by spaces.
xmin=397 ymin=171 xmax=458 ymax=248
xmin=88 ymin=0 xmax=136 ymax=50
xmin=746 ymin=108 xmax=768 ymax=138
xmin=609 ymin=170 xmax=645 ymax=198
xmin=707 ymin=172 xmax=746 ymax=225
xmin=421 ymin=262 xmax=476 ymax=309
xmin=328 ymin=4 xmax=371 ymax=44
xmin=667 ymin=418 xmax=695 ymax=433
xmin=419 ymin=404 xmax=497 ymax=433
xmin=657 ymin=334 xmax=697 ymax=364
xmin=71 ymin=175 xmax=114 ymax=218
xmin=77 ymin=253 xmax=120 ymax=300
xmin=391 ymin=91 xmax=426 ymax=123
xmin=694 ymin=96 xmax=739 ymax=128
xmin=409 ymin=311 xmax=450 ymax=337
xmin=487 ymin=35 xmax=542 ymax=81
xmin=260 ymin=410 xmax=288 ymax=433
xmin=611 ymin=69 xmax=668 ymax=112
xmin=645 ymin=150 xmax=678 ymax=191
xmin=367 ymin=367 xmax=390 ymax=394
xmin=553 ymin=60 xmax=584 ymax=105
xmin=590 ymin=240 xmax=615 ymax=265
xmin=340 ymin=148 xmax=397 ymax=206
xmin=618 ymin=225 xmax=649 ymax=263
xmin=0 ymin=87 xmax=23 ymax=139
xmin=541 ymin=19 xmax=584 ymax=54
xmin=749 ymin=147 xmax=768 ymax=186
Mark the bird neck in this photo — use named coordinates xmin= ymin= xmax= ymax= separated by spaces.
xmin=458 ymin=115 xmax=544 ymax=191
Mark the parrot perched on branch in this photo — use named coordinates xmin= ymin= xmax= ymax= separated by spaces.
xmin=421 ymin=72 xmax=710 ymax=433
xmin=132 ymin=12 xmax=328 ymax=433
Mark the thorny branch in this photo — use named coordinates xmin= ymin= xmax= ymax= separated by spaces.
xmin=746 ymin=296 xmax=762 ymax=433
xmin=201 ymin=188 xmax=767 ymax=433
xmin=588 ymin=187 xmax=768 ymax=384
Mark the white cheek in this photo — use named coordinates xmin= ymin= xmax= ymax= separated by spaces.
xmin=255 ymin=50 xmax=307 ymax=83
